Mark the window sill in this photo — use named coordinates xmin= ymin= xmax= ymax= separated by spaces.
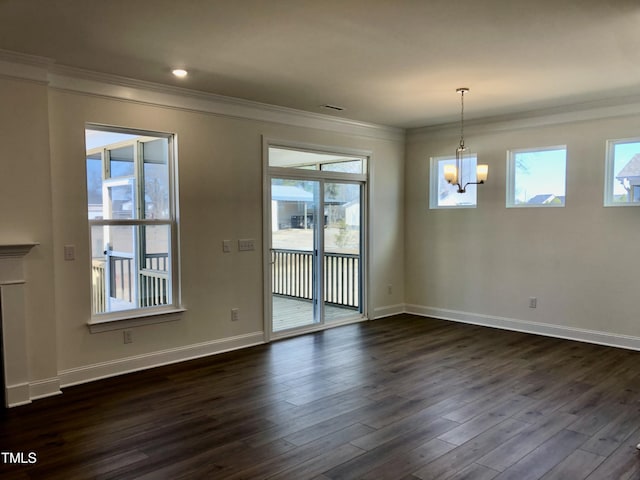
xmin=87 ymin=306 xmax=186 ymax=333
xmin=506 ymin=204 xmax=565 ymax=209
xmin=603 ymin=202 xmax=640 ymax=207
xmin=430 ymin=205 xmax=477 ymax=210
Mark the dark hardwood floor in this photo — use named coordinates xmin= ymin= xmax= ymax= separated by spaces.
xmin=2 ymin=314 xmax=640 ymax=479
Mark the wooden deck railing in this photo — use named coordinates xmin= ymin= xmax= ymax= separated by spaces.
xmin=271 ymin=248 xmax=359 ymax=309
xmin=92 ymin=249 xmax=359 ymax=314
xmin=324 ymin=251 xmax=360 ymax=309
xmin=140 ymin=269 xmax=169 ymax=308
xmin=91 ymin=253 xmax=170 ymax=314
xmin=92 ymin=260 xmax=107 ymax=314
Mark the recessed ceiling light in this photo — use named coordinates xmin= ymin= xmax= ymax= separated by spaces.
xmin=172 ymin=68 xmax=188 ymax=78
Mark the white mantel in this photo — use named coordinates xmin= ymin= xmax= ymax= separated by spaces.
xmin=0 ymin=242 xmax=38 ymax=406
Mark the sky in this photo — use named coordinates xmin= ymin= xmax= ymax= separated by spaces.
xmin=513 ymin=148 xmax=566 ymax=203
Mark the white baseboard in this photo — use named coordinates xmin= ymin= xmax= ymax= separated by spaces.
xmin=5 ymin=378 xmax=62 ymax=408
xmin=6 ymin=382 xmax=30 ymax=407
xmin=59 ymin=331 xmax=265 ymax=388
xmin=406 ymin=304 xmax=640 ymax=351
xmin=30 ymin=377 xmax=62 ymax=401
xmin=373 ymin=304 xmax=406 ymax=319
xmin=21 ymin=306 xmax=640 ymax=405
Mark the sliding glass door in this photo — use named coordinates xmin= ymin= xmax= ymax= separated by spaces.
xmin=323 ymin=181 xmax=362 ymax=323
xmin=270 ymin=178 xmax=321 ymax=331
xmin=266 ymin=144 xmax=367 ymax=336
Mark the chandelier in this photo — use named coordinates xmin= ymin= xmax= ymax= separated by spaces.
xmin=443 ymin=88 xmax=488 ymax=193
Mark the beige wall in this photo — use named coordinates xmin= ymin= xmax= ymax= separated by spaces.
xmin=0 ymin=77 xmax=57 ymax=384
xmin=46 ymin=88 xmax=404 ymax=376
xmin=405 ymin=113 xmax=640 ymax=340
xmin=14 ymin=56 xmax=640 ymax=400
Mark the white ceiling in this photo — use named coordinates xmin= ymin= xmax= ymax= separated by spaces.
xmin=1 ymin=0 xmax=639 ymax=128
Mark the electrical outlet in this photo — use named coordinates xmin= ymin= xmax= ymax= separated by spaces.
xmin=529 ymin=297 xmax=537 ymax=309
xmin=222 ymin=240 xmax=232 ymax=253
xmin=231 ymin=308 xmax=240 ymax=322
xmin=123 ymin=330 xmax=133 ymax=344
xmin=64 ymin=244 xmax=75 ymax=261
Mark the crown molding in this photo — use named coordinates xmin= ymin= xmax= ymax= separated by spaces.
xmin=9 ymin=47 xmax=637 ymax=142
xmin=408 ymin=94 xmax=640 ymax=141
xmin=0 ymin=49 xmax=52 ymax=83
xmin=0 ymin=49 xmax=403 ymax=141
xmin=47 ymin=65 xmax=404 ymax=142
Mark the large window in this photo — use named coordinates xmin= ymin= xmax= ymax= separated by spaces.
xmin=429 ymin=154 xmax=478 ymax=208
xmin=507 ymin=146 xmax=567 ymax=208
xmin=605 ymin=138 xmax=640 ymax=206
xmin=86 ymin=126 xmax=178 ymax=320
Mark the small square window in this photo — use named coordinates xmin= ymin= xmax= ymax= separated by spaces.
xmin=507 ymin=146 xmax=566 ymax=208
xmin=429 ymin=154 xmax=478 ymax=209
xmin=604 ymin=138 xmax=640 ymax=206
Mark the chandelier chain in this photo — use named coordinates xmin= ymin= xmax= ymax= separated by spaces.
xmin=459 ymin=89 xmax=465 ymax=149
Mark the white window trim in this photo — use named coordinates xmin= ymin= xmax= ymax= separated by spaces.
xmin=86 ymin=125 xmax=183 ymax=330
xmin=604 ymin=137 xmax=640 ymax=207
xmin=429 ymin=154 xmax=478 ymax=209
xmin=506 ymin=145 xmax=567 ymax=209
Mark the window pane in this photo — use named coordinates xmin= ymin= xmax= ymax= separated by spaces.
xmin=86 ymin=126 xmax=176 ymax=318
xmin=324 ymin=182 xmax=361 ymax=318
xmin=109 ymin=145 xmax=135 ymax=177
xmin=142 ymin=225 xmax=171 ymax=271
xmin=431 ymin=155 xmax=478 ymax=208
xmin=90 ymin=224 xmax=171 ymax=314
xmin=321 ymin=160 xmax=363 ymax=173
xmin=85 ymin=130 xmax=138 ymax=150
xmin=270 ymin=179 xmax=316 ymax=250
xmin=86 ymin=153 xmax=103 ymax=219
xmin=608 ymin=141 xmax=640 ymax=205
xmin=140 ymin=224 xmax=171 ymax=307
xmin=108 ymin=225 xmax=135 ymax=255
xmin=509 ymin=147 xmax=566 ymax=207
xmin=324 ymin=183 xmax=361 ymax=253
xmin=142 ymin=139 xmax=170 ymax=219
xmin=91 ymin=225 xmax=137 ymax=313
xmin=269 ymin=146 xmax=365 ymax=172
xmin=90 ymin=225 xmax=106 ymax=260
xmin=90 ymin=225 xmax=107 ymax=314
xmin=106 ymin=181 xmax=135 ymax=219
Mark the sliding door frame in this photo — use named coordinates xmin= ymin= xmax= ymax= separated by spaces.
xmin=262 ymin=137 xmax=371 ymax=342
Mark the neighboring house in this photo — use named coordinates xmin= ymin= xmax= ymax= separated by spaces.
xmin=271 ymin=185 xmax=358 ymax=230
xmin=527 ymin=194 xmax=563 ymax=205
xmin=271 ymin=185 xmax=313 ymax=231
xmin=615 ymin=153 xmax=640 ymax=202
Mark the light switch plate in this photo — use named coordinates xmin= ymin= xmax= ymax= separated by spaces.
xmin=238 ymin=239 xmax=255 ymax=251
